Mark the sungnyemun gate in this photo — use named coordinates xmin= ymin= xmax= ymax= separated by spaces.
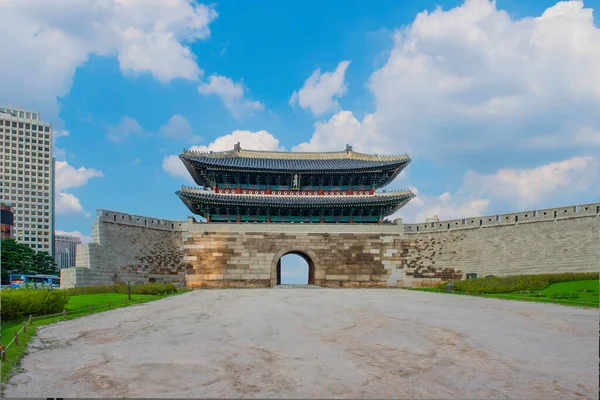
xmin=60 ymin=143 xmax=599 ymax=289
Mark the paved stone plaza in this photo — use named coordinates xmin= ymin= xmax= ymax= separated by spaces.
xmin=4 ymin=289 xmax=597 ymax=399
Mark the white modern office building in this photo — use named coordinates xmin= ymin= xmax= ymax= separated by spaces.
xmin=0 ymin=106 xmax=55 ymax=256
xmin=55 ymin=234 xmax=81 ymax=268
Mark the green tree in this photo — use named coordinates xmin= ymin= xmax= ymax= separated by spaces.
xmin=33 ymin=251 xmax=59 ymax=276
xmin=0 ymin=238 xmax=35 ymax=284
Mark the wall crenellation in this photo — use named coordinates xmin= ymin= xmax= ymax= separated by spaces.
xmin=403 ymin=203 xmax=599 ymax=233
xmin=96 ymin=209 xmax=188 ymax=232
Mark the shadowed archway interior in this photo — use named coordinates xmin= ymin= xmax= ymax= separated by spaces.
xmin=276 ymin=252 xmax=315 ymax=285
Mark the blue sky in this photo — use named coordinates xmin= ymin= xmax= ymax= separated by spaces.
xmin=1 ymin=0 xmax=599 ymax=282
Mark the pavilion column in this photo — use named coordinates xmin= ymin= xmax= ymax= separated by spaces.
xmin=318 ymin=187 xmax=324 ymax=195
xmin=266 ymin=187 xmax=271 ymax=194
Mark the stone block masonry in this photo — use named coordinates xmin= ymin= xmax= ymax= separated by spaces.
xmin=64 ymin=210 xmax=189 ymax=288
xmin=401 ymin=203 xmax=599 ymax=281
xmin=60 ymin=203 xmax=599 ymax=289
xmin=182 ymin=230 xmax=421 ymax=288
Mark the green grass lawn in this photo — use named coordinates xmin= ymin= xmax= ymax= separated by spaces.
xmin=0 ymin=290 xmax=190 ymax=383
xmin=412 ymin=279 xmax=599 ymax=307
xmin=537 ymin=280 xmax=598 ymax=303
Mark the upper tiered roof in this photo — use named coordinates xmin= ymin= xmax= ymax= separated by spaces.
xmin=180 ymin=143 xmax=411 ymax=188
xmin=180 ymin=143 xmax=410 ymax=172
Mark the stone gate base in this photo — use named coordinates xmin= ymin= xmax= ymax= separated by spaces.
xmin=62 ymin=205 xmax=599 ymax=289
xmin=61 ymin=210 xmax=462 ymax=289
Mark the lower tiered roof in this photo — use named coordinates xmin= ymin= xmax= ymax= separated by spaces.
xmin=176 ymin=187 xmax=415 ymax=217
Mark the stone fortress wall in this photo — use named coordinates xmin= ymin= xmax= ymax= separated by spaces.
xmin=62 ymin=211 xmax=189 ymax=288
xmin=400 ymin=203 xmax=599 ymax=281
xmin=60 ymin=203 xmax=599 ymax=289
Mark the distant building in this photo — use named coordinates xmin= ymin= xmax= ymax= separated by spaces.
xmin=1 ymin=202 xmax=14 ymax=239
xmin=54 ymin=234 xmax=81 ymax=269
xmin=425 ymin=215 xmax=440 ymax=223
xmin=0 ymin=106 xmax=55 ymax=256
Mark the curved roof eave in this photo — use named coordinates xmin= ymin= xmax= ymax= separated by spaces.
xmin=180 ymin=154 xmax=410 ymax=174
xmin=377 ymin=157 xmax=412 ymax=188
xmin=176 ymin=187 xmax=415 ymax=208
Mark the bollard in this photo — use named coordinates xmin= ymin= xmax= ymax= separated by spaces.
xmin=89 ymin=305 xmax=92 ymax=312
xmin=28 ymin=315 xmax=33 ymax=325
xmin=108 ymin=301 xmax=111 ymax=309
xmin=552 ymin=297 xmax=555 ymax=304
xmin=22 ymin=321 xmax=27 ymax=334
xmin=466 ymin=291 xmax=468 ymax=296
xmin=63 ymin=309 xmax=67 ymax=320
xmin=14 ymin=331 xmax=19 ymax=346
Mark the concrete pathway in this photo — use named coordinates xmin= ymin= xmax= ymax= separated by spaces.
xmin=4 ymin=289 xmax=597 ymax=399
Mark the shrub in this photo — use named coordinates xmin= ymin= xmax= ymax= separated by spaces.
xmin=0 ymin=289 xmax=69 ymax=320
xmin=440 ymin=272 xmax=598 ymax=294
xmin=65 ymin=282 xmax=177 ymax=296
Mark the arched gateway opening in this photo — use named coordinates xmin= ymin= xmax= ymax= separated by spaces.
xmin=271 ymin=248 xmax=318 ymax=286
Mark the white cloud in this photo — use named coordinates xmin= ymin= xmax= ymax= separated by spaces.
xmin=158 ymin=114 xmax=200 ymax=142
xmin=463 ymin=156 xmax=599 ymax=208
xmin=107 ymin=116 xmax=147 ymax=143
xmin=55 ymin=160 xmax=104 ymax=191
xmin=52 ymin=128 xmax=69 ymax=161
xmin=54 ymin=160 xmax=103 ymax=216
xmin=55 ymin=229 xmax=91 ymax=244
xmin=0 ymin=0 xmax=217 ymax=120
xmin=293 ymin=1 xmax=599 ymax=168
xmin=397 ymin=189 xmax=490 ymax=223
xmin=289 ymin=60 xmax=351 ymax=116
xmin=53 ymin=129 xmax=70 ymax=139
xmin=163 ymin=130 xmax=283 ymax=180
xmin=198 ymin=75 xmax=264 ymax=119
xmin=525 ymin=126 xmax=600 ymax=149
xmin=55 ymin=192 xmax=86 ymax=216
xmin=190 ymin=130 xmax=284 ymax=153
xmin=395 ymin=156 xmax=599 ymax=222
xmin=162 ymin=154 xmax=190 ymax=181
xmin=131 ymin=157 xmax=141 ymax=166
xmin=292 ymin=111 xmax=390 ymax=154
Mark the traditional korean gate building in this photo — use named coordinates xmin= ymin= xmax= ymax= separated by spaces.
xmin=176 ymin=143 xmax=414 ymax=223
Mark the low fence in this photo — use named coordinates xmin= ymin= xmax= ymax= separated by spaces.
xmin=435 ymin=288 xmax=598 ymax=307
xmin=0 ymin=290 xmax=178 ymax=363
